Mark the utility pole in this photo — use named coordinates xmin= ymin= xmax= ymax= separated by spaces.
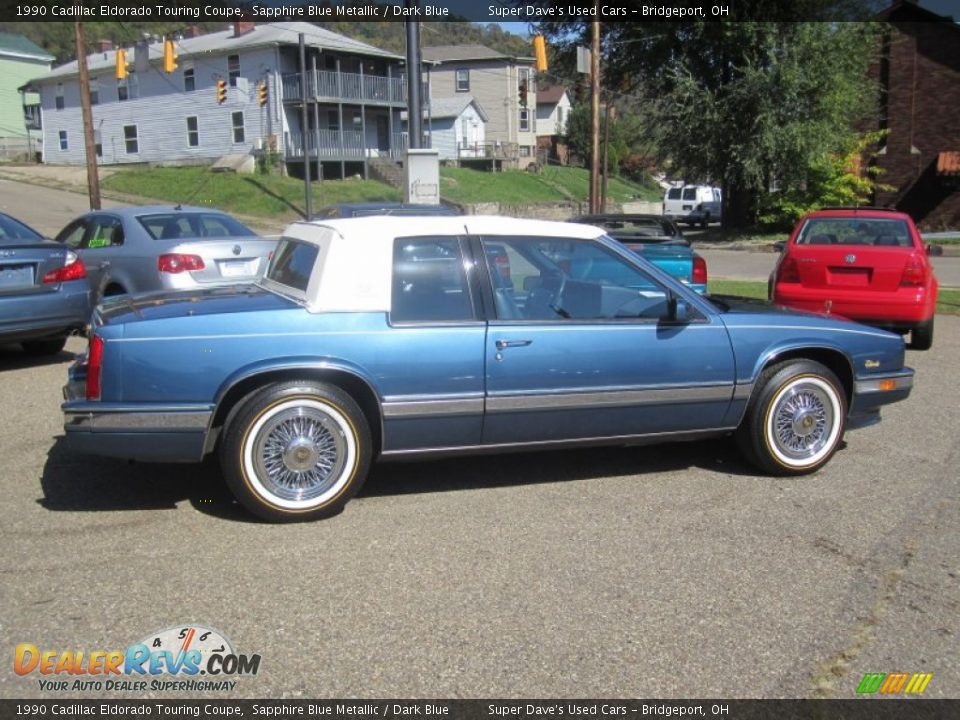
xmin=601 ymin=97 xmax=611 ymax=211
xmin=75 ymin=22 xmax=100 ymax=210
xmin=405 ymin=6 xmax=423 ymax=149
xmin=298 ymin=33 xmax=312 ymax=220
xmin=589 ymin=14 xmax=600 ymax=214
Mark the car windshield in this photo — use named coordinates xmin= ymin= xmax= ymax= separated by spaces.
xmin=0 ymin=214 xmax=44 ymax=244
xmin=137 ymin=212 xmax=255 ymax=241
xmin=796 ymin=218 xmax=913 ymax=247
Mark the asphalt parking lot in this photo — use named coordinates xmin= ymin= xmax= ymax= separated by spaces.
xmin=1 ymin=317 xmax=957 ymax=699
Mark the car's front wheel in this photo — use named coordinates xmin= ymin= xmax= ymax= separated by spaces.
xmin=737 ymin=360 xmax=847 ymax=475
xmin=220 ymin=381 xmax=371 ymax=522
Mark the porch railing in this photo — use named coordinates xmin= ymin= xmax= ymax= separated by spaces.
xmin=281 ymin=70 xmax=406 ymax=104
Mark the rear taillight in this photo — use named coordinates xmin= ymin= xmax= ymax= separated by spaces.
xmin=158 ymin=254 xmax=205 ymax=274
xmin=86 ymin=334 xmax=104 ymax=401
xmin=900 ymin=254 xmax=927 ymax=287
xmin=777 ymin=255 xmax=800 ymax=284
xmin=42 ymin=251 xmax=86 ymax=284
xmin=692 ymin=255 xmax=707 ymax=285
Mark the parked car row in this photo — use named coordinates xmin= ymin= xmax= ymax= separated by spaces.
xmin=0 ymin=200 xmax=930 ymax=523
xmin=58 ymin=215 xmax=916 ymax=523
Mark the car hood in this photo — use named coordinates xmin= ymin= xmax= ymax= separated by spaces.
xmin=97 ymin=284 xmax=297 ymax=325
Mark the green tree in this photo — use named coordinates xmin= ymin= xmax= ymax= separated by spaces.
xmin=535 ymin=2 xmax=880 ymax=229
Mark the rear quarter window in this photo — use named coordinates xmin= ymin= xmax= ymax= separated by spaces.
xmin=391 ymin=236 xmax=473 ymax=322
xmin=666 ymin=188 xmax=682 ymax=200
xmin=265 ymin=238 xmax=318 ymax=293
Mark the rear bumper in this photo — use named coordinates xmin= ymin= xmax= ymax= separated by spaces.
xmin=0 ymin=282 xmax=92 ymax=343
xmin=62 ymin=382 xmax=212 ymax=462
xmin=774 ymin=285 xmax=934 ymax=325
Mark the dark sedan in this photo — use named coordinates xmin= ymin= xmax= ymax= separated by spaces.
xmin=0 ymin=212 xmax=92 ymax=355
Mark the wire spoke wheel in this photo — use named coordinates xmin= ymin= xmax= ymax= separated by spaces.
xmin=253 ymin=406 xmax=347 ymax=503
xmin=770 ymin=382 xmax=833 ymax=461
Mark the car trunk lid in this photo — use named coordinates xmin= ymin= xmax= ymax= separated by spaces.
xmin=787 ymin=244 xmax=919 ymax=293
xmin=0 ymin=242 xmax=73 ymax=296
xmin=157 ymin=238 xmax=277 ymax=284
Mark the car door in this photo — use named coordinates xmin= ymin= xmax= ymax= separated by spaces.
xmin=378 ymin=234 xmax=487 ymax=452
xmin=475 ymin=235 xmax=736 ymax=445
xmin=63 ymin=214 xmax=125 ymax=297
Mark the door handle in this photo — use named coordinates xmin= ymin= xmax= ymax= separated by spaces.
xmin=495 ymin=339 xmax=532 ymax=350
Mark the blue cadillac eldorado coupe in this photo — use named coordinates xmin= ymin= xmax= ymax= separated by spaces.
xmin=62 ymin=216 xmax=914 ymax=522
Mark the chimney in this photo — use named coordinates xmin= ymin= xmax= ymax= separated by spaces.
xmin=183 ymin=25 xmax=203 ymax=39
xmin=233 ymin=21 xmax=256 ymax=37
xmin=96 ymin=39 xmax=114 ymax=52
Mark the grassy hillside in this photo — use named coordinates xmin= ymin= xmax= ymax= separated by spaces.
xmin=101 ymin=167 xmax=400 ymax=223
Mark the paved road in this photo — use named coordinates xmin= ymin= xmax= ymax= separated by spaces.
xmin=1 ymin=321 xmax=957 ymax=699
xmin=0 ymin=176 xmax=127 ymax=237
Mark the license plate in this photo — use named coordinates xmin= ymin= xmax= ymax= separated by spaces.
xmin=219 ymin=260 xmax=253 ymax=278
xmin=0 ymin=263 xmax=35 ymax=289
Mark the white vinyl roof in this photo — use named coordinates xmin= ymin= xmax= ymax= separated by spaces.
xmin=277 ymin=215 xmax=605 ymax=313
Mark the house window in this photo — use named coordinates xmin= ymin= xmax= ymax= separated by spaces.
xmin=118 ymin=72 xmax=138 ymax=102
xmin=228 ymin=55 xmax=240 ymax=87
xmin=55 ymin=84 xmax=64 ymax=110
xmin=519 ymin=68 xmax=532 ymax=90
xmin=519 ymin=108 xmax=530 ymax=132
xmin=58 ymin=130 xmax=68 ymax=150
xmin=556 ymin=106 xmax=564 ymax=131
xmin=94 ymin=129 xmax=102 ymax=157
xmin=232 ymin=112 xmax=245 ymax=143
xmin=186 ymin=116 xmax=199 ymax=147
xmin=327 ymin=110 xmax=340 ymax=131
xmin=353 ymin=112 xmax=362 ymax=128
xmin=455 ymin=69 xmax=469 ymax=92
xmin=183 ymin=61 xmax=195 ymax=92
xmin=124 ymin=125 xmax=138 ymax=154
xmin=89 ymin=78 xmax=99 ymax=106
xmin=520 ymin=145 xmax=532 ymax=157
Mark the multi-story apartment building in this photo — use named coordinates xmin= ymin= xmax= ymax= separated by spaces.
xmin=22 ymin=21 xmax=411 ymax=179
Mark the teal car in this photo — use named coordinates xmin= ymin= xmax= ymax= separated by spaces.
xmin=571 ymin=214 xmax=707 ymax=293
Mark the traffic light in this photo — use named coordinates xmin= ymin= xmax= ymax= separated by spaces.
xmin=216 ymin=79 xmax=227 ymax=104
xmin=518 ymin=80 xmax=528 ymax=108
xmin=533 ymin=35 xmax=548 ymax=71
xmin=258 ymin=80 xmax=268 ymax=107
xmin=115 ymin=48 xmax=128 ymax=80
xmin=163 ymin=39 xmax=177 ymax=74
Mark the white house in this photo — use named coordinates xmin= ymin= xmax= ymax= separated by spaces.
xmin=22 ymin=21 xmax=412 ymax=179
xmin=535 ymin=84 xmax=572 ymax=166
xmin=403 ymin=96 xmax=488 ymax=162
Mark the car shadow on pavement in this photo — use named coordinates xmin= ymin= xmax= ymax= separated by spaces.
xmin=39 ymin=436 xmax=255 ymax=522
xmin=39 ymin=435 xmax=781 ymax=523
xmin=359 ymin=436 xmax=763 ymax=499
xmin=0 ymin=344 xmax=77 ymax=371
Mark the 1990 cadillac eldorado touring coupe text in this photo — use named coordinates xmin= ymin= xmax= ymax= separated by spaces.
xmin=62 ymin=217 xmax=914 ymax=522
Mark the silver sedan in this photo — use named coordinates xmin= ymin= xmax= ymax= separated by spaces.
xmin=54 ymin=205 xmax=277 ymax=298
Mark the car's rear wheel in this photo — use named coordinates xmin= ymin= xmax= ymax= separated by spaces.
xmin=21 ymin=337 xmax=67 ymax=356
xmin=700 ymin=213 xmax=710 ymax=229
xmin=737 ymin=360 xmax=846 ymax=476
xmin=910 ymin=319 xmax=934 ymax=351
xmin=220 ymin=381 xmax=371 ymax=522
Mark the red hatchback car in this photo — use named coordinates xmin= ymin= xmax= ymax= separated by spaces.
xmin=770 ymin=208 xmax=939 ymax=350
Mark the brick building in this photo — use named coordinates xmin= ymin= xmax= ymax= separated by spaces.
xmin=873 ymin=1 xmax=960 ymax=230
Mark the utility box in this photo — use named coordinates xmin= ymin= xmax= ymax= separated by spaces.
xmin=404 ymin=149 xmax=440 ymax=205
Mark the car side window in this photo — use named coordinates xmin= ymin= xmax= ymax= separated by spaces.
xmin=56 ymin=220 xmax=88 ymax=249
xmin=482 ymin=236 xmax=674 ymax=322
xmin=86 ymin=216 xmax=124 ymax=249
xmin=391 ymin=236 xmax=473 ymax=323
